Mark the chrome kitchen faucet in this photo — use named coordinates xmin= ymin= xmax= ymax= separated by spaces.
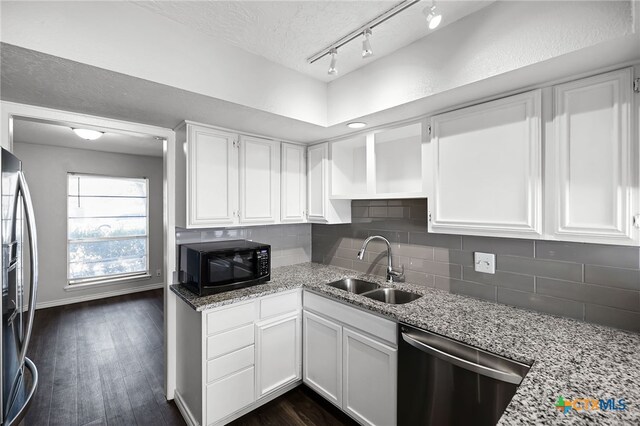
xmin=357 ymin=235 xmax=405 ymax=283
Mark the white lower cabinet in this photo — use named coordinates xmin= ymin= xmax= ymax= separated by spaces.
xmin=255 ymin=312 xmax=301 ymax=398
xmin=342 ymin=328 xmax=397 ymax=426
xmin=303 ymin=292 xmax=398 ymax=426
xmin=206 ymin=367 xmax=255 ymax=423
xmin=175 ymin=289 xmax=302 ymax=426
xmin=302 ymin=310 xmax=343 ymax=406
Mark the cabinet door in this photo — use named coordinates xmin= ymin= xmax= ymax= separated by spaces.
xmin=429 ymin=90 xmax=542 ymax=238
xmin=281 ymin=143 xmax=307 ymax=222
xmin=255 ymin=313 xmax=301 ymax=399
xmin=239 ymin=136 xmax=280 ymax=223
xmin=206 ymin=366 xmax=255 ymax=425
xmin=302 ymin=310 xmax=342 ymax=407
xmin=549 ymin=68 xmax=638 ymax=245
xmin=188 ymin=125 xmax=238 ymax=227
xmin=307 ymin=143 xmax=328 ymax=222
xmin=342 ymin=328 xmax=397 ymax=426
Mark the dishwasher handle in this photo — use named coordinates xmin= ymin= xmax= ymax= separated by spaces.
xmin=401 ymin=332 xmax=524 ymax=385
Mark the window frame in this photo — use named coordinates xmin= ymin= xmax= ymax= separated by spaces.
xmin=66 ymin=172 xmax=151 ymax=286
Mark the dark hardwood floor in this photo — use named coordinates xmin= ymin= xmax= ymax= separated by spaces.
xmin=25 ymin=289 xmax=357 ymax=426
xmin=229 ymin=385 xmax=356 ymax=426
xmin=25 ymin=289 xmax=184 ymax=426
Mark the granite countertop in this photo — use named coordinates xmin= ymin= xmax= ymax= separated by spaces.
xmin=170 ymin=262 xmax=640 ymax=425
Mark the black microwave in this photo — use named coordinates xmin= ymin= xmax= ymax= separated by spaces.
xmin=178 ymin=240 xmax=270 ymax=296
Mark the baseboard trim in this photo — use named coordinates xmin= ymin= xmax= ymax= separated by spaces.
xmin=174 ymin=390 xmax=199 ymax=426
xmin=35 ymin=282 xmax=165 ymax=310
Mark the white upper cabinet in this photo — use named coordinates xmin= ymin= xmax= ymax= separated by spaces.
xmin=428 ymin=90 xmax=543 ymax=239
xmin=307 ymin=142 xmax=351 ymax=224
xmin=239 ymin=136 xmax=280 ymax=224
xmin=178 ymin=124 xmax=238 ymax=228
xmin=374 ymin=122 xmax=426 ymax=197
xmin=176 ymin=121 xmax=301 ymax=228
xmin=328 ymin=121 xmax=429 ymax=200
xmin=280 ymin=143 xmax=307 ymax=223
xmin=331 ymin=135 xmax=368 ymax=198
xmin=547 ymin=68 xmax=638 ymax=245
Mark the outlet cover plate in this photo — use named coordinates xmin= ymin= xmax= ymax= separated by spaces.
xmin=474 ymin=252 xmax=496 ymax=274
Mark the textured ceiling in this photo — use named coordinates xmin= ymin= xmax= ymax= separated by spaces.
xmin=132 ymin=0 xmax=495 ymax=82
xmin=13 ymin=118 xmax=164 ymax=157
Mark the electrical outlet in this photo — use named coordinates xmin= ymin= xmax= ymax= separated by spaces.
xmin=474 ymin=252 xmax=496 ymax=274
xmin=155 ymin=269 xmax=162 ymax=277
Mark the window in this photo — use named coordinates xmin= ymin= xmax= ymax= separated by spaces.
xmin=67 ymin=173 xmax=149 ymax=285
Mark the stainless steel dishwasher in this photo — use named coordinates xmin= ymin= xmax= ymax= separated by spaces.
xmin=398 ymin=323 xmax=531 ymax=426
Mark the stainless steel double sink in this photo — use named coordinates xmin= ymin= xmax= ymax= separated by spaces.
xmin=325 ymin=278 xmax=421 ymax=305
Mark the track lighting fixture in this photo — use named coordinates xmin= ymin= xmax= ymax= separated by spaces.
xmin=307 ymin=0 xmax=421 ymax=66
xmin=423 ymin=1 xmax=442 ymax=30
xmin=328 ymin=48 xmax=338 ymax=75
xmin=362 ymin=28 xmax=373 ymax=58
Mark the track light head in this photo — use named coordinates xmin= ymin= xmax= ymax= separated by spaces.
xmin=328 ymin=48 xmax=338 ymax=75
xmin=362 ymin=28 xmax=373 ymax=58
xmin=423 ymin=4 xmax=442 ymax=30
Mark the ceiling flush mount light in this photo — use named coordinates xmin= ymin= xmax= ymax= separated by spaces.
xmin=347 ymin=122 xmax=367 ymax=129
xmin=72 ymin=128 xmax=104 ymax=141
xmin=362 ymin=28 xmax=373 ymax=58
xmin=328 ymin=48 xmax=338 ymax=75
xmin=424 ymin=2 xmax=442 ymax=30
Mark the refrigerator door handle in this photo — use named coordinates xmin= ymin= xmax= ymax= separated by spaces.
xmin=4 ymin=357 xmax=38 ymax=426
xmin=15 ymin=171 xmax=38 ymax=368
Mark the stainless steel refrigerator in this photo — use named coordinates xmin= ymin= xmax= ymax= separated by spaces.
xmin=1 ymin=148 xmax=38 ymax=425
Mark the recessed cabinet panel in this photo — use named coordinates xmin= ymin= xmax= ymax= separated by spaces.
xmin=255 ymin=314 xmax=301 ymax=399
xmin=281 ymin=143 xmax=306 ymax=223
xmin=239 ymin=136 xmax=280 ymax=223
xmin=307 ymin=143 xmax=327 ymax=221
xmin=206 ymin=366 xmax=255 ymax=425
xmin=302 ymin=310 xmax=342 ymax=407
xmin=375 ymin=123 xmax=424 ymax=195
xmin=307 ymin=143 xmax=351 ymax=223
xmin=188 ymin=127 xmax=237 ymax=226
xmin=550 ymin=68 xmax=637 ymax=245
xmin=343 ymin=328 xmax=397 ymax=426
xmin=331 ymin=136 xmax=368 ymax=196
xmin=429 ymin=90 xmax=542 ymax=238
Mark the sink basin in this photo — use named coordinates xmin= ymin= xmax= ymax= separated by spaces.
xmin=361 ymin=288 xmax=421 ymax=304
xmin=326 ymin=278 xmax=381 ymax=294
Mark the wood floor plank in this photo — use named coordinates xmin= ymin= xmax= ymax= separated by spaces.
xmin=49 ymin=384 xmax=78 ymax=426
xmin=101 ymin=378 xmax=137 ymax=426
xmin=123 ymin=372 xmax=166 ymax=426
xmin=77 ymin=352 xmax=106 ymax=426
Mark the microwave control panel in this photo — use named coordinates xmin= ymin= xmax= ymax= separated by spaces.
xmin=258 ymin=249 xmax=270 ymax=276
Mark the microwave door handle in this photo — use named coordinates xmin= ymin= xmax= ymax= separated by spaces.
xmin=16 ymin=170 xmax=38 ymax=368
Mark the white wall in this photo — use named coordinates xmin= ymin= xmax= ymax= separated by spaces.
xmin=13 ymin=142 xmax=164 ymax=308
xmin=327 ymin=0 xmax=636 ymax=125
xmin=0 ymin=1 xmax=327 ymax=127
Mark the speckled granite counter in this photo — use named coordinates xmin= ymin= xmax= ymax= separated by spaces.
xmin=171 ymin=262 xmax=640 ymax=425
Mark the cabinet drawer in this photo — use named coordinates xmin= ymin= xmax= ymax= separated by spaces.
xmin=207 ymin=324 xmax=254 ymax=359
xmin=206 ymin=367 xmax=255 ymax=425
xmin=260 ymin=290 xmax=300 ymax=319
xmin=207 ymin=345 xmax=254 ymax=383
xmin=207 ymin=302 xmax=255 ymax=335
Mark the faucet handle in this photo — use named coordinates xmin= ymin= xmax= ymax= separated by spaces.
xmin=388 ymin=264 xmax=405 ymax=282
